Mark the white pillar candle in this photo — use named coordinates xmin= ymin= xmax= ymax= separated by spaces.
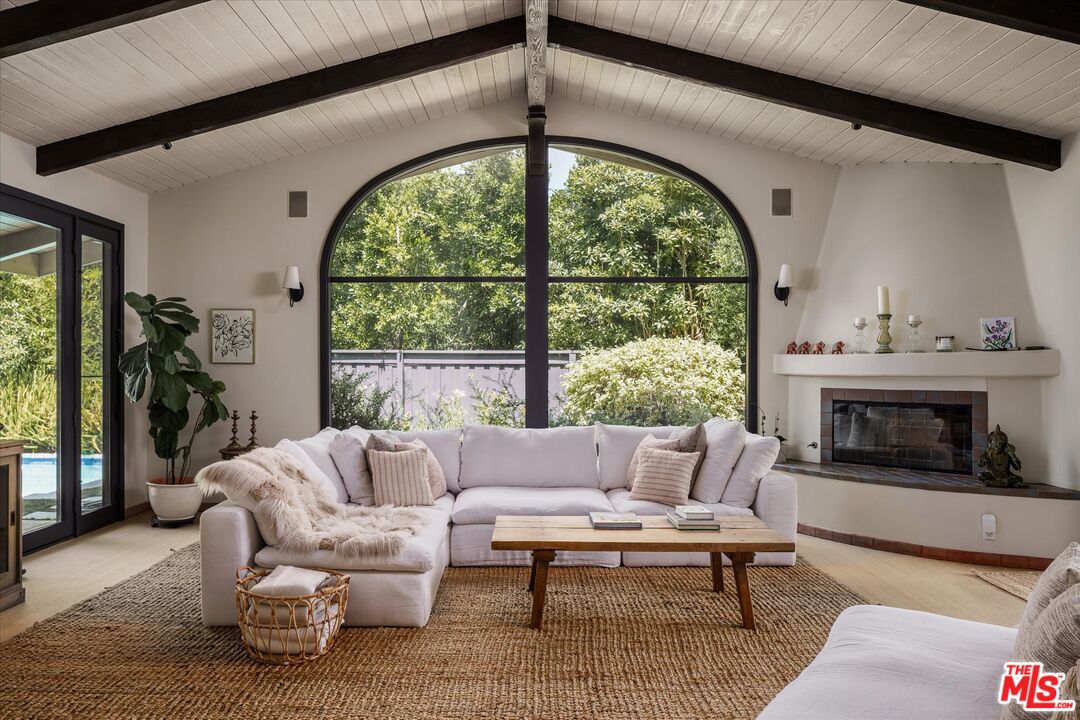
xmin=908 ymin=314 xmax=920 ymax=323
xmin=854 ymin=316 xmax=867 ymax=326
xmin=877 ymin=286 xmax=890 ymax=315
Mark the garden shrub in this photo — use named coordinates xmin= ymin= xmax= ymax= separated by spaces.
xmin=561 ymin=337 xmax=744 ymax=426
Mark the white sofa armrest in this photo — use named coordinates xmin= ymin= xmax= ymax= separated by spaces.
xmin=751 ymin=472 xmax=797 ymax=566
xmin=200 ymin=500 xmax=265 ymax=626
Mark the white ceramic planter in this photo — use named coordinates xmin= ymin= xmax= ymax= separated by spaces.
xmin=146 ymin=480 xmax=203 ymax=521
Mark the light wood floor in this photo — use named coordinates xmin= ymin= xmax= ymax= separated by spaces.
xmin=0 ymin=519 xmax=1025 ymax=642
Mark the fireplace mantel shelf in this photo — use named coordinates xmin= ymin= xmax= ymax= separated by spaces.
xmin=773 ymin=349 xmax=1059 ymax=378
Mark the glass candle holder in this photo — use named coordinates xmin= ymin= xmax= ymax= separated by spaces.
xmin=853 ymin=318 xmax=869 ymax=354
xmin=907 ymin=318 xmax=923 ymax=353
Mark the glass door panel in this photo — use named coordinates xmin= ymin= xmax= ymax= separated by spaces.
xmin=0 ymin=211 xmax=67 ymax=542
xmin=76 ymin=221 xmax=121 ymax=535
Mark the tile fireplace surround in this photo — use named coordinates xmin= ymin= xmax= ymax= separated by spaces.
xmin=819 ymin=388 xmax=985 ymax=476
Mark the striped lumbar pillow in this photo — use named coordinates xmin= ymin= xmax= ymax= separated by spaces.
xmin=628 ymin=445 xmax=701 ymax=507
xmin=368 ymin=447 xmax=434 ymax=507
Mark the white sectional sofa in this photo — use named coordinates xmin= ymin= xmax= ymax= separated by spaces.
xmin=201 ymin=422 xmax=797 ymax=627
xmin=757 ymin=605 xmax=1017 ymax=720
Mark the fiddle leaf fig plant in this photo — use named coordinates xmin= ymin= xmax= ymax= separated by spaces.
xmin=119 ymin=292 xmax=228 ymax=484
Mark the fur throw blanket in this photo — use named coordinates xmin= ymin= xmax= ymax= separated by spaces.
xmin=196 ymin=447 xmax=424 ymax=558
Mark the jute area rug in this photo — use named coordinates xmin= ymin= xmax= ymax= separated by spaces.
xmin=0 ymin=543 xmax=863 ymax=720
xmin=974 ymin=569 xmax=1042 ymax=600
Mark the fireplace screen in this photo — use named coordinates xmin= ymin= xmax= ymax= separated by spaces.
xmin=832 ymin=400 xmax=972 ymax=473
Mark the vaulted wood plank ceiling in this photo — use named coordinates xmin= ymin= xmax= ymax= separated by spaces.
xmin=2 ymin=0 xmax=1078 ymax=192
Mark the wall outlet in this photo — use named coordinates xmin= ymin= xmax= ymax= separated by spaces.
xmin=982 ymin=513 xmax=997 ymax=541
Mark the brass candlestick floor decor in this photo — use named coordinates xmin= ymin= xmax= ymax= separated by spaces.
xmin=245 ymin=411 xmax=260 ymax=451
xmin=218 ymin=410 xmax=247 ymax=460
xmin=876 ymin=313 xmax=894 ymax=353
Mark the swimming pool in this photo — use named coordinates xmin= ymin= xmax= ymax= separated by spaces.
xmin=22 ymin=453 xmax=103 ymax=498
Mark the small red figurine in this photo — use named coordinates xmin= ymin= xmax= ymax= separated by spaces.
xmin=786 ymin=341 xmax=798 ymax=354
xmin=797 ymin=341 xmax=811 ymax=355
xmin=832 ymin=340 xmax=845 ymax=355
xmin=812 ymin=341 xmax=826 ymax=355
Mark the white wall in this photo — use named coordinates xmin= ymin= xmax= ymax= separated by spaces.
xmin=1 ymin=132 xmax=151 ymax=507
xmin=798 ymin=162 xmax=1038 ymax=351
xmin=147 ymin=98 xmax=841 ymax=474
xmin=1005 ymin=132 xmax=1080 ymax=492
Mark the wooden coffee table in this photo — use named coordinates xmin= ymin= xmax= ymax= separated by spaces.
xmin=490 ymin=515 xmax=795 ymax=630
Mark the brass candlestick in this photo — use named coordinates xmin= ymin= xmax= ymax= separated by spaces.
xmin=245 ymin=410 xmax=260 ymax=451
xmin=875 ymin=313 xmax=894 ymax=353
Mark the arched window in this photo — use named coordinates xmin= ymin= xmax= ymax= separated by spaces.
xmin=321 ymin=138 xmax=757 ymax=431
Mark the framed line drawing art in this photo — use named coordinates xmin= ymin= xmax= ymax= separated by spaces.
xmin=210 ymin=309 xmax=255 ymax=364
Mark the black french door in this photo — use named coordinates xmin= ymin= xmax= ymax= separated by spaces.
xmin=0 ymin=185 xmax=124 ymax=551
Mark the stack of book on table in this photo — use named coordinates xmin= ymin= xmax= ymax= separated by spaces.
xmin=666 ymin=505 xmax=722 ymax=530
xmin=589 ymin=512 xmax=642 ymax=529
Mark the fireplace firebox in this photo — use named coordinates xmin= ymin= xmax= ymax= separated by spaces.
xmin=820 ymin=389 xmax=987 ymax=476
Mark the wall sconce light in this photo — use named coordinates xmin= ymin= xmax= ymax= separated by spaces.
xmin=774 ymin=264 xmax=792 ymax=306
xmin=282 ymin=265 xmax=304 ymax=307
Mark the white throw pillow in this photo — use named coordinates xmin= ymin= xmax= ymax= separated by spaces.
xmin=721 ymin=433 xmax=781 ymax=508
xmin=328 ymin=429 xmax=374 ymax=505
xmin=293 ymin=427 xmax=348 ymax=504
xmin=690 ymin=418 xmax=746 ymax=503
xmin=595 ymin=424 xmax=678 ymax=490
xmin=274 ymin=439 xmax=345 ymax=504
xmin=391 ymin=428 xmax=462 ymax=493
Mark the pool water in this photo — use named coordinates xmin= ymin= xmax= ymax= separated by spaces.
xmin=22 ymin=453 xmax=103 ymax=499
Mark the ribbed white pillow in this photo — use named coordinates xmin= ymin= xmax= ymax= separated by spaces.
xmin=293 ymin=428 xmax=349 ymax=504
xmin=629 ymin=446 xmax=700 ymax=507
xmin=369 ymin=447 xmax=434 ymax=507
xmin=690 ymin=418 xmax=746 ymax=503
xmin=721 ymin=433 xmax=781 ymax=508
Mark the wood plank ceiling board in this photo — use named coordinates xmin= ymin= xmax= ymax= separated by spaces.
xmin=3 ymin=0 xmax=1078 ymax=191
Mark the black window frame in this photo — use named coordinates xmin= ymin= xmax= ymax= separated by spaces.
xmin=319 ymin=136 xmax=759 ymax=431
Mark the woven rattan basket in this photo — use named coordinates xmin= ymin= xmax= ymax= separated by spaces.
xmin=235 ymin=566 xmax=349 ymax=666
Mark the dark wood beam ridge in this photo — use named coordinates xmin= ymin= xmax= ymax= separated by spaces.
xmin=35 ymin=17 xmax=524 ymax=175
xmin=548 ymin=17 xmax=1061 ymax=170
xmin=0 ymin=0 xmax=208 ymax=59
xmin=903 ymin=0 xmax=1080 ymax=46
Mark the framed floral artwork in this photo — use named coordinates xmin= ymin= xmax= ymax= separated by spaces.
xmin=980 ymin=316 xmax=1017 ymax=351
xmin=210 ymin=309 xmax=255 ymax=363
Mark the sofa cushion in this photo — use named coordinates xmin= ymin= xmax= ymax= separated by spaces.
xmin=690 ymin=418 xmax=746 ymax=504
xmin=1006 ymin=583 xmax=1080 ymax=720
xmin=626 ymin=435 xmax=681 ymax=490
xmin=254 ymin=497 xmax=452 ymax=572
xmin=721 ymin=433 xmax=781 ymax=509
xmin=369 ymin=447 xmax=434 ymax=507
xmin=627 ymin=446 xmax=699 ymax=507
xmin=757 ymin=605 xmax=1016 ymax=720
xmin=606 ymin=489 xmax=753 ymax=518
xmin=329 ymin=429 xmax=375 ymax=505
xmin=451 ymin=486 xmax=613 ymax=525
xmin=1017 ymin=541 xmax=1080 ymax=645
xmin=294 ymin=428 xmax=349 ymax=504
xmin=391 ymin=428 xmax=462 ymax=493
xmin=459 ymin=425 xmax=599 ymax=488
xmin=596 ymin=423 xmax=679 ymax=490
xmin=275 ymin=437 xmax=346 ymax=505
xmin=371 ymin=435 xmax=447 ymax=500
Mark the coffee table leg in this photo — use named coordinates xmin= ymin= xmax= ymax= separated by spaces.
xmin=530 ymin=550 xmax=556 ymax=629
xmin=710 ymin=552 xmax=724 ymax=592
xmin=727 ymin=552 xmax=756 ymax=630
xmin=528 ymin=556 xmax=537 ymax=592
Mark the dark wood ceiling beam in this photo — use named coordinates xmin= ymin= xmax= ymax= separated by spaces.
xmin=35 ymin=17 xmax=524 ymax=176
xmin=904 ymin=1 xmax=1080 ymax=46
xmin=548 ymin=17 xmax=1061 ymax=171
xmin=0 ymin=0 xmax=208 ymax=59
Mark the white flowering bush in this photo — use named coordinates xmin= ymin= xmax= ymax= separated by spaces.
xmin=561 ymin=338 xmax=745 ymax=426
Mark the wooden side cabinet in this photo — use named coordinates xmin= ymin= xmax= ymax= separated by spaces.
xmin=0 ymin=441 xmax=25 ymax=611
